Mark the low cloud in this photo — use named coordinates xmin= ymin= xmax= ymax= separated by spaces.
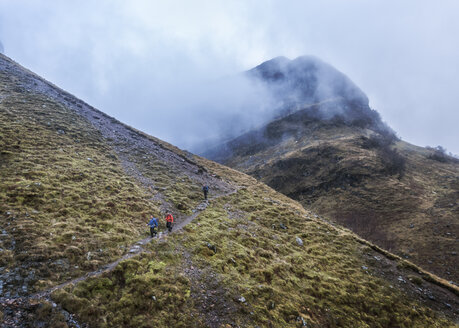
xmin=0 ymin=1 xmax=458 ymax=154
xmin=132 ymin=72 xmax=279 ymax=152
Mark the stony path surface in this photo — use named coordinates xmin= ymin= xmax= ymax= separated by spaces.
xmin=181 ymin=247 xmax=243 ymax=328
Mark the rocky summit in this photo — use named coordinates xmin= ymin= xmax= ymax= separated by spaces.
xmin=0 ymin=53 xmax=458 ymax=327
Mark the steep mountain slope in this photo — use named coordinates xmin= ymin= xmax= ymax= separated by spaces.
xmin=204 ymin=56 xmax=459 ymax=284
xmin=0 ymin=54 xmax=458 ymax=327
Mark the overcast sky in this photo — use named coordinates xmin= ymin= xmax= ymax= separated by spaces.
xmin=0 ymin=1 xmax=458 ymax=154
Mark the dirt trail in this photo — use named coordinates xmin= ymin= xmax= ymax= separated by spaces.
xmin=39 ymin=191 xmax=237 ymax=301
xmin=0 ymin=189 xmax=238 ymax=328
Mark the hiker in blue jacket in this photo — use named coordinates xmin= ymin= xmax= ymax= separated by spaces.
xmin=148 ymin=216 xmax=159 ymax=237
xmin=202 ymin=185 xmax=209 ymax=200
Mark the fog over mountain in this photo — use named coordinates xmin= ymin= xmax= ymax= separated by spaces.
xmin=248 ymin=56 xmax=370 ymax=114
xmin=0 ymin=1 xmax=458 ymax=154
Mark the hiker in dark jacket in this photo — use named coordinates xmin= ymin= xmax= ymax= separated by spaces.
xmin=165 ymin=212 xmax=174 ymax=232
xmin=148 ymin=216 xmax=159 ymax=237
xmin=202 ymin=185 xmax=209 ymax=200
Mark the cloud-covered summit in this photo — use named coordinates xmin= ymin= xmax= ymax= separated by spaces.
xmin=249 ymin=55 xmax=369 ymax=109
xmin=191 ymin=55 xmax=387 ymax=153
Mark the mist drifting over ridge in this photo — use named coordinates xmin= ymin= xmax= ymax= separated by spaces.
xmin=190 ymin=55 xmax=388 ymax=154
xmin=146 ymin=71 xmax=278 ymax=153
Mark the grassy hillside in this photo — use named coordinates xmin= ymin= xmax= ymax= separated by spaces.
xmin=205 ymin=102 xmax=459 ymax=284
xmin=53 ymin=180 xmax=458 ymax=327
xmin=0 ymin=54 xmax=457 ymax=327
xmin=0 ymin=88 xmax=159 ymax=295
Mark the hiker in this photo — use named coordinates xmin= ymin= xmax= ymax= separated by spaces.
xmin=165 ymin=212 xmax=174 ymax=232
xmin=148 ymin=216 xmax=159 ymax=237
xmin=202 ymin=185 xmax=209 ymax=200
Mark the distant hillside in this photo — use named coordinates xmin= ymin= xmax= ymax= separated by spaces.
xmin=0 ymin=53 xmax=457 ymax=327
xmin=204 ymin=56 xmax=459 ymax=286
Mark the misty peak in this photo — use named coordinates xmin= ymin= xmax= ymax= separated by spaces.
xmin=249 ymin=55 xmax=369 ymax=108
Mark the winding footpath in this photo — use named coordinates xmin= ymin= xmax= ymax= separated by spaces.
xmin=0 ymin=189 xmax=239 ymax=328
xmin=32 ymin=195 xmax=224 ymax=300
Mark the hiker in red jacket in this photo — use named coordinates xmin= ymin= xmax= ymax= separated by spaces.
xmin=165 ymin=212 xmax=174 ymax=232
